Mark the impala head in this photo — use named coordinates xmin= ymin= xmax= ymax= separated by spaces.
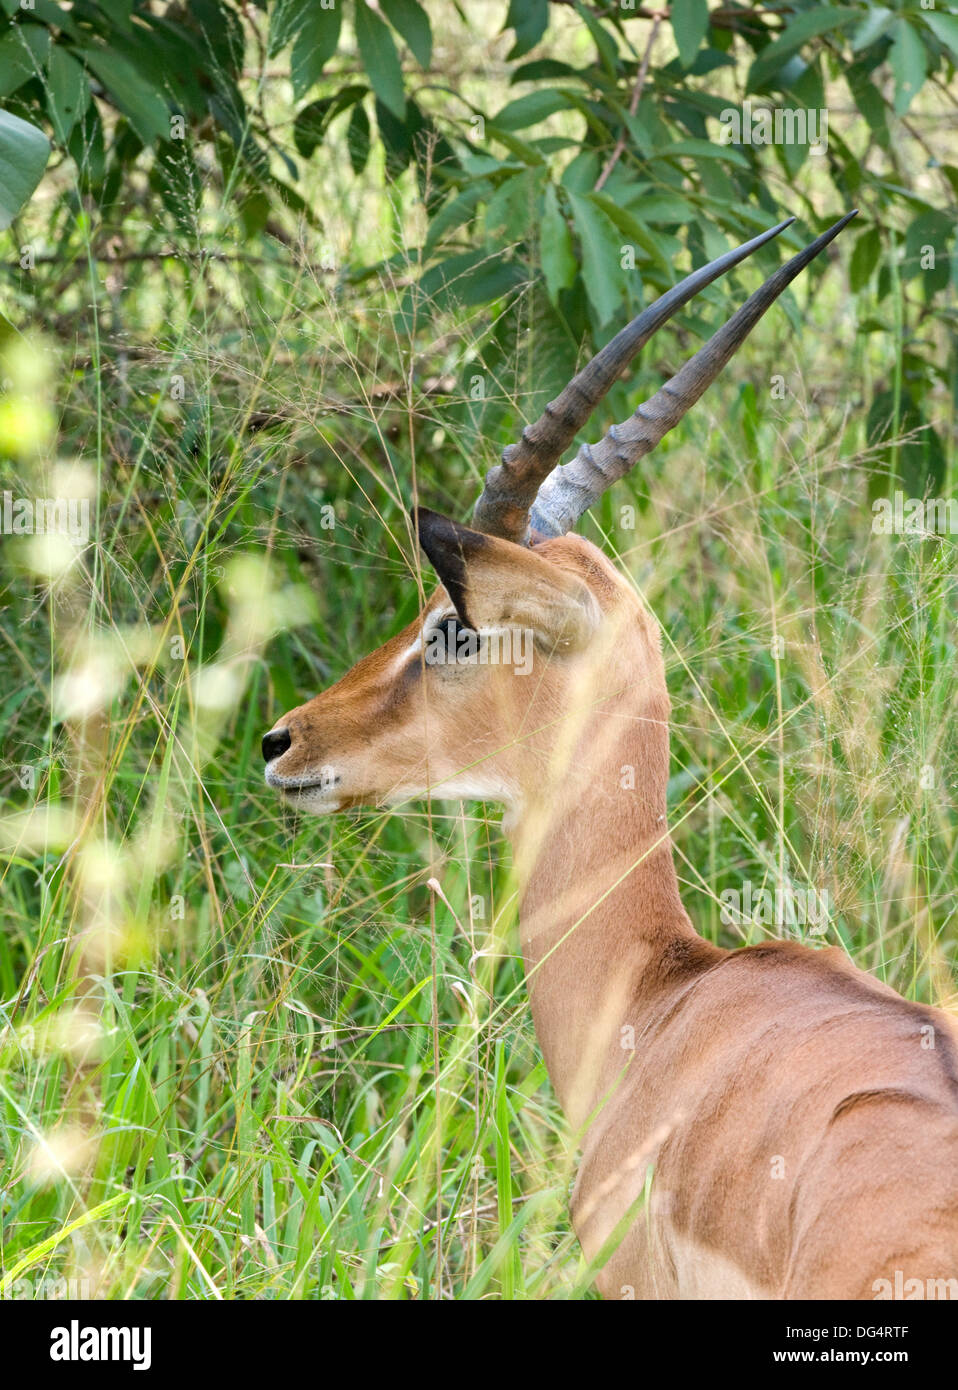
xmin=264 ymin=211 xmax=857 ymax=820
xmin=262 ymin=510 xmax=641 ymax=816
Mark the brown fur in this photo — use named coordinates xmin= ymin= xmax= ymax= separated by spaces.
xmin=265 ymin=514 xmax=958 ymax=1299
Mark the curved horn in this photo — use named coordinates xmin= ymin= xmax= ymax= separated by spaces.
xmin=530 ymin=209 xmax=858 ymax=540
xmin=472 ymin=216 xmax=797 ymax=544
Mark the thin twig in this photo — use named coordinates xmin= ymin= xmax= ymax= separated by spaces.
xmin=594 ymin=12 xmax=663 ymax=193
xmin=19 ymin=248 xmax=335 ymax=273
xmin=550 ymin=0 xmax=784 ymax=31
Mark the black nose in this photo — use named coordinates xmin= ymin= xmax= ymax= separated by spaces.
xmin=262 ymin=728 xmax=292 ymax=763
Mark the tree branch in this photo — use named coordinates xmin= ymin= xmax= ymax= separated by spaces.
xmin=594 ymin=12 xmax=663 ymax=193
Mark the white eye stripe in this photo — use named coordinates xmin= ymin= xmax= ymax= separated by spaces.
xmin=424 ymin=608 xmax=458 ymax=633
xmin=404 ymin=610 xmax=458 ymax=654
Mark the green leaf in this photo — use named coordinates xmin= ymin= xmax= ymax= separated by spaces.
xmin=559 ymin=148 xmax=600 ymax=193
xmin=540 ymin=183 xmax=577 ymax=305
xmin=748 ymin=8 xmax=857 ymax=90
xmin=268 ymin=0 xmax=301 ymax=57
xmin=684 ymin=47 xmax=736 ymax=77
xmin=889 ymin=20 xmax=927 ymax=115
xmin=492 ymin=90 xmax=571 ymax=130
xmin=67 ymin=100 xmax=104 ymax=188
xmin=0 ymin=33 xmax=38 ymax=98
xmin=424 ymin=181 xmax=488 ymax=255
xmin=124 ymin=17 xmax=209 ymax=114
xmin=591 ymin=192 xmax=672 ymax=272
xmin=0 ymin=108 xmax=51 ymax=229
xmin=867 ymin=387 xmax=945 ymax=496
xmin=375 ymin=97 xmax=416 ymax=177
xmin=96 ymin=0 xmax=134 ymax=29
xmin=923 ymin=12 xmax=958 ymax=61
xmin=46 ymin=46 xmax=90 ymax=142
xmin=504 ymin=0 xmax=549 ymax=59
xmin=785 ymin=52 xmax=825 ymax=110
xmin=80 ymin=46 xmax=169 ymax=144
xmin=851 ymin=6 xmax=894 ymax=53
xmin=347 ymin=100 xmax=371 ymax=175
xmin=657 ymin=137 xmax=749 ymax=168
xmin=356 ymin=0 xmax=405 ymax=120
xmin=568 ymin=191 xmax=623 ymax=325
xmin=17 ymin=24 xmax=51 ymax=67
xmin=398 ymin=246 xmax=526 ymax=330
xmin=845 ymin=61 xmax=889 ymax=146
xmin=520 ymin=285 xmax=580 ymax=423
xmin=511 ymin=59 xmax=584 ymax=84
xmin=0 ymin=27 xmax=49 ymax=100
xmin=291 ymin=4 xmax=342 ymax=100
xmin=483 ymin=119 xmax=545 ymax=166
xmin=849 ymin=226 xmax=881 ymax=292
xmin=484 ymin=165 xmax=545 ymax=239
xmin=381 ymin=0 xmax=432 ymax=70
xmin=671 ymin=0 xmax=710 ymax=69
xmin=904 ymin=208 xmax=953 ymax=293
xmin=269 ymin=0 xmax=338 ymax=61
xmin=0 ymin=0 xmax=75 ymax=37
xmin=447 ymin=255 xmax=527 ymax=307
xmin=625 ymin=191 xmax=693 ymax=225
xmin=293 ymin=86 xmax=367 ymax=157
xmin=576 ymin=1 xmax=619 ymax=75
xmin=184 ymin=0 xmax=244 ymax=73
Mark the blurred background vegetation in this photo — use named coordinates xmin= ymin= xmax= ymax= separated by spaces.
xmin=0 ymin=0 xmax=955 ymax=1299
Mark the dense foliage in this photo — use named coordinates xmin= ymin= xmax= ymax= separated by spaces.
xmin=1 ymin=0 xmax=955 ymax=480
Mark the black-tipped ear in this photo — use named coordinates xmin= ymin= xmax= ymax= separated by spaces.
xmin=412 ymin=507 xmax=488 ymax=628
xmin=412 ymin=505 xmax=600 ymax=653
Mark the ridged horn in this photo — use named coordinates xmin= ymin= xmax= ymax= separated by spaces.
xmin=529 ymin=209 xmax=858 ymax=540
xmin=472 ymin=216 xmax=798 ymax=544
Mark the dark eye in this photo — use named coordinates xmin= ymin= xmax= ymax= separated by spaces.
xmin=425 ymin=614 xmax=479 ymax=666
xmin=437 ymin=616 xmax=464 ymax=641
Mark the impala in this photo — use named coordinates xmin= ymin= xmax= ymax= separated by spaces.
xmin=263 ymin=211 xmax=958 ymax=1299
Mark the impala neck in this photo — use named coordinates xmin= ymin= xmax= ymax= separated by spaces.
xmin=506 ymin=683 xmax=721 ymax=1127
